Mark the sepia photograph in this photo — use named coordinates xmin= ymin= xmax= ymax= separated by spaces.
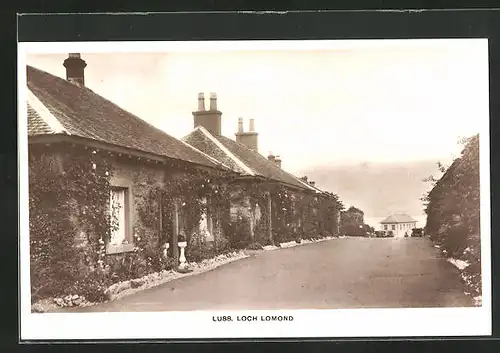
xmin=18 ymin=39 xmax=491 ymax=339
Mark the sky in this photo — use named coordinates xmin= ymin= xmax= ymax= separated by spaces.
xmin=24 ymin=40 xmax=488 ymax=175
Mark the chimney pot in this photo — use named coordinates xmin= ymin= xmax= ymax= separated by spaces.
xmin=267 ymin=154 xmax=275 ymax=161
xmin=198 ymin=92 xmax=206 ymax=111
xmin=249 ymin=118 xmax=255 ymax=132
xmin=238 ymin=117 xmax=244 ymax=133
xmin=210 ymin=92 xmax=217 ymax=110
xmin=309 ymin=181 xmax=315 ymax=186
xmin=275 ymin=155 xmax=282 ymax=168
xmin=301 ymin=176 xmax=308 ymax=182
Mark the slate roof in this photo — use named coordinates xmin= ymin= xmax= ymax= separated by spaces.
xmin=183 ymin=126 xmax=317 ymax=191
xmin=27 ymin=103 xmax=53 ymax=135
xmin=26 ymin=65 xmax=221 ymax=168
xmin=380 ymin=214 xmax=417 ymax=224
xmin=182 ymin=128 xmax=247 ymax=174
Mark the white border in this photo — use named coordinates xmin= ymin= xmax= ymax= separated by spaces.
xmin=18 ymin=39 xmax=491 ymax=340
xmin=21 ymin=38 xmax=484 ymax=54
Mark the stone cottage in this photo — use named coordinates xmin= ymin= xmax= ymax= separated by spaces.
xmin=183 ymin=93 xmax=341 ymax=244
xmin=26 ymin=54 xmax=234 ymax=298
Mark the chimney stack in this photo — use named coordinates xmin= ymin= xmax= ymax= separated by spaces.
xmin=63 ymin=53 xmax=87 ymax=86
xmin=309 ymin=181 xmax=316 ymax=187
xmin=193 ymin=92 xmax=222 ymax=136
xmin=238 ymin=117 xmax=244 ymax=133
xmin=267 ymin=153 xmax=281 ymax=168
xmin=249 ymin=118 xmax=255 ymax=132
xmin=275 ymin=155 xmax=282 ymax=168
xmin=198 ymin=92 xmax=206 ymax=111
xmin=210 ymin=92 xmax=217 ymax=110
xmin=235 ymin=118 xmax=259 ymax=152
xmin=300 ymin=176 xmax=308 ymax=183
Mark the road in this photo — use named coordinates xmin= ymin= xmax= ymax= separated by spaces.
xmin=70 ymin=237 xmax=472 ymax=312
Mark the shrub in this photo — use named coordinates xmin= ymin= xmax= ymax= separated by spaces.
xmin=260 ymin=236 xmax=273 ymax=247
xmin=321 ymin=230 xmax=333 ymax=238
xmin=185 ymin=243 xmax=216 ymax=263
xmin=214 ymin=234 xmax=231 ymax=254
xmin=246 ymin=242 xmax=264 ymax=250
xmin=69 ymin=271 xmax=111 ymax=302
xmin=294 ymin=229 xmax=304 ymax=241
xmin=226 ymin=213 xmax=253 ymax=249
xmin=272 ymin=230 xmax=290 ymax=244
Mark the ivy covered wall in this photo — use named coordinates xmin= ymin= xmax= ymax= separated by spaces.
xmin=29 ymin=143 xmax=113 ymax=302
xmin=29 ymin=142 xmax=227 ymax=302
xmin=29 ymin=141 xmax=344 ymax=303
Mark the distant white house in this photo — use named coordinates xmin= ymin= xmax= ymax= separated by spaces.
xmin=380 ymin=213 xmax=417 ymax=238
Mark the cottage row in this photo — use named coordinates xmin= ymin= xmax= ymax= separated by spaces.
xmin=27 ymin=54 xmax=342 ymax=275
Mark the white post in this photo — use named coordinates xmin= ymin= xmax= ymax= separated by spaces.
xmin=178 ymin=241 xmax=187 ymax=269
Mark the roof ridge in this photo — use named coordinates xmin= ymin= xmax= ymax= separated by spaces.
xmin=192 ymin=126 xmax=255 ymax=176
xmin=26 ymin=65 xmax=221 ymax=168
xmin=380 ymin=213 xmax=416 ymax=224
xmin=216 ymin=134 xmax=317 ymax=192
xmin=218 ymin=134 xmax=313 ymax=185
xmin=27 ymin=88 xmax=68 ymax=134
xmin=285 ymin=170 xmax=320 ymax=193
xmin=27 ymin=65 xmax=180 ymax=142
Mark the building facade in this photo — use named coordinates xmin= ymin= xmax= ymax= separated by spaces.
xmin=27 ymin=54 xmax=233 ymax=300
xmin=183 ymin=93 xmax=342 ymax=242
xmin=380 ymin=213 xmax=418 ymax=238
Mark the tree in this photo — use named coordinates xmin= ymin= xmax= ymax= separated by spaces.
xmin=422 ymin=134 xmax=480 ymax=297
xmin=340 ymin=206 xmax=365 ymax=235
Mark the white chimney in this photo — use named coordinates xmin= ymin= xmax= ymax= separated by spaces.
xmin=275 ymin=155 xmax=282 ymax=168
xmin=210 ymin=92 xmax=217 ymax=110
xmin=235 ymin=117 xmax=258 ymax=152
xmin=249 ymin=118 xmax=255 ymax=132
xmin=238 ymin=117 xmax=244 ymax=133
xmin=197 ymin=92 xmax=205 ymax=111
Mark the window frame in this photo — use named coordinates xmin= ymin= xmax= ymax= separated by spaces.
xmin=107 ymin=178 xmax=134 ymax=255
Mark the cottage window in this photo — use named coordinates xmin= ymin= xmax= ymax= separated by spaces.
xmin=107 ymin=186 xmax=133 ymax=254
xmin=391 ymin=224 xmax=396 ymax=231
xmin=384 ymin=225 xmax=388 ymax=230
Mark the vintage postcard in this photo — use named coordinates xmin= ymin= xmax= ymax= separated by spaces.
xmin=18 ymin=39 xmax=491 ymax=340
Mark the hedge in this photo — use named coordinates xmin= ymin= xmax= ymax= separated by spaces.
xmin=423 ymin=134 xmax=481 ymax=297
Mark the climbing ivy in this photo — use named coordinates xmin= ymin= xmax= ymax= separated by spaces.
xmin=29 ymin=144 xmax=113 ymax=302
xmin=137 ymin=164 xmax=235 ymax=264
xmin=29 ymin=143 xmax=346 ymax=303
